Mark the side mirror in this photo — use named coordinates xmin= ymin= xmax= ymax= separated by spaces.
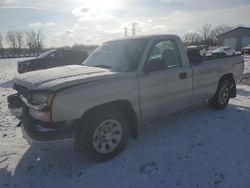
xmin=143 ymin=58 xmax=166 ymax=73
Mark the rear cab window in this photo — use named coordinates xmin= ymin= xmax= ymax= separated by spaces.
xmin=148 ymin=39 xmax=182 ymax=69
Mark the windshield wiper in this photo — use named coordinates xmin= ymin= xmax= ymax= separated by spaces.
xmin=83 ymin=64 xmax=128 ymax=71
xmin=92 ymin=65 xmax=113 ymax=69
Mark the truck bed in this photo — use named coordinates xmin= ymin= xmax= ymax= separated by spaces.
xmin=190 ymin=54 xmax=244 ymax=103
xmin=202 ymin=54 xmax=242 ymax=61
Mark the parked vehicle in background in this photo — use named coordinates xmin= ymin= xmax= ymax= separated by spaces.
xmin=210 ymin=46 xmax=235 ymax=57
xmin=17 ymin=48 xmax=88 ymax=73
xmin=8 ymin=35 xmax=244 ymax=161
xmin=187 ymin=45 xmax=207 ymax=56
xmin=0 ymin=53 xmax=41 ymax=59
xmin=242 ymin=45 xmax=250 ymax=55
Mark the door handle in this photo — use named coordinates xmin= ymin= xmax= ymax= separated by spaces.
xmin=179 ymin=72 xmax=187 ymax=79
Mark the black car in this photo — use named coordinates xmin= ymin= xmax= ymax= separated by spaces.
xmin=17 ymin=49 xmax=88 ymax=73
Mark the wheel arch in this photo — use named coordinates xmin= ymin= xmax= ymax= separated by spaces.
xmin=80 ymin=100 xmax=139 ymax=139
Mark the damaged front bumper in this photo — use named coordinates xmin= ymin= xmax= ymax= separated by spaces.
xmin=7 ymin=93 xmax=76 ymax=147
xmin=7 ymin=93 xmax=22 ymax=120
xmin=21 ymin=107 xmax=74 ymax=148
xmin=21 ymin=125 xmax=74 ymax=149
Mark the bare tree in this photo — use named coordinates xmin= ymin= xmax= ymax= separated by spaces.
xmin=0 ymin=33 xmax=3 ymax=55
xmin=200 ymin=24 xmax=212 ymax=40
xmin=0 ymin=33 xmax=3 ymax=49
xmin=25 ymin=29 xmax=44 ymax=51
xmin=25 ymin=31 xmax=34 ymax=50
xmin=36 ymin=29 xmax=44 ymax=50
xmin=72 ymin=43 xmax=98 ymax=54
xmin=199 ymin=24 xmax=213 ymax=45
xmin=15 ymin=30 xmax=24 ymax=51
xmin=211 ymin=24 xmax=235 ymax=42
xmin=183 ymin=24 xmax=237 ymax=46
xmin=183 ymin=32 xmax=202 ymax=45
xmin=5 ymin=31 xmax=17 ymax=51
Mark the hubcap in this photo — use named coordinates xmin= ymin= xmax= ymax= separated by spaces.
xmin=219 ymin=84 xmax=229 ymax=105
xmin=93 ymin=119 xmax=123 ymax=154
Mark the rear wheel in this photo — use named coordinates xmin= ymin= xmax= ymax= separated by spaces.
xmin=75 ymin=108 xmax=129 ymax=161
xmin=209 ymin=79 xmax=232 ymax=110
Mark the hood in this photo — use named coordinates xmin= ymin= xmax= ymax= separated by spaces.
xmin=15 ymin=65 xmax=119 ymax=91
xmin=18 ymin=57 xmax=39 ymax=64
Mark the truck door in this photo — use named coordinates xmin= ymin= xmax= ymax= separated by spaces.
xmin=139 ymin=39 xmax=193 ymax=121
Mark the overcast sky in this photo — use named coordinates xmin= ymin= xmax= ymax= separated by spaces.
xmin=0 ymin=0 xmax=250 ymax=47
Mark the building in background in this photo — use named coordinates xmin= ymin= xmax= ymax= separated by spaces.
xmin=217 ymin=27 xmax=250 ymax=51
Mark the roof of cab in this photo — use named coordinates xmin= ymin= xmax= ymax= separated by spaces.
xmin=105 ymin=34 xmax=179 ymax=43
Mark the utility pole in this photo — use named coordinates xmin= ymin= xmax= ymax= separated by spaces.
xmin=124 ymin=26 xmax=128 ymax=37
xmin=131 ymin=22 xmax=138 ymax=36
xmin=73 ymin=33 xmax=76 ymax=45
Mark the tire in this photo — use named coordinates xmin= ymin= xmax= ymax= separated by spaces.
xmin=75 ymin=108 xmax=129 ymax=161
xmin=208 ymin=79 xmax=232 ymax=110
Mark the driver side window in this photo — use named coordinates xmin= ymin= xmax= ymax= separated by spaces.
xmin=49 ymin=51 xmax=62 ymax=58
xmin=148 ymin=40 xmax=182 ymax=69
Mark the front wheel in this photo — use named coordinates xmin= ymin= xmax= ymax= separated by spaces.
xmin=75 ymin=108 xmax=129 ymax=161
xmin=208 ymin=79 xmax=232 ymax=110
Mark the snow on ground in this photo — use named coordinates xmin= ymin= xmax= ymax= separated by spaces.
xmin=0 ymin=57 xmax=250 ymax=188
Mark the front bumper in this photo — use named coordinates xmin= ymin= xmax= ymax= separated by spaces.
xmin=7 ymin=94 xmax=22 ymax=119
xmin=21 ymin=106 xmax=75 ymax=142
xmin=21 ymin=125 xmax=74 ymax=149
xmin=8 ymin=94 xmax=76 ymax=146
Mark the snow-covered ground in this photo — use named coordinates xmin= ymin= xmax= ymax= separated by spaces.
xmin=0 ymin=57 xmax=250 ymax=188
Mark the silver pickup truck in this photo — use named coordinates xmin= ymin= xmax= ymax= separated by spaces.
xmin=8 ymin=35 xmax=244 ymax=161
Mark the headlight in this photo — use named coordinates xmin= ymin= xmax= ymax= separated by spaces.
xmin=19 ymin=62 xmax=30 ymax=68
xmin=28 ymin=93 xmax=54 ymax=122
xmin=30 ymin=93 xmax=54 ymax=106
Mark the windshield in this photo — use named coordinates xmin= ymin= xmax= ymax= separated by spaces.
xmin=83 ymin=39 xmax=147 ymax=71
xmin=38 ymin=50 xmax=57 ymax=58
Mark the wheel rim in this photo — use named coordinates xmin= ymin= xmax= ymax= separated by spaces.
xmin=92 ymin=119 xmax=123 ymax=154
xmin=219 ymin=84 xmax=230 ymax=105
